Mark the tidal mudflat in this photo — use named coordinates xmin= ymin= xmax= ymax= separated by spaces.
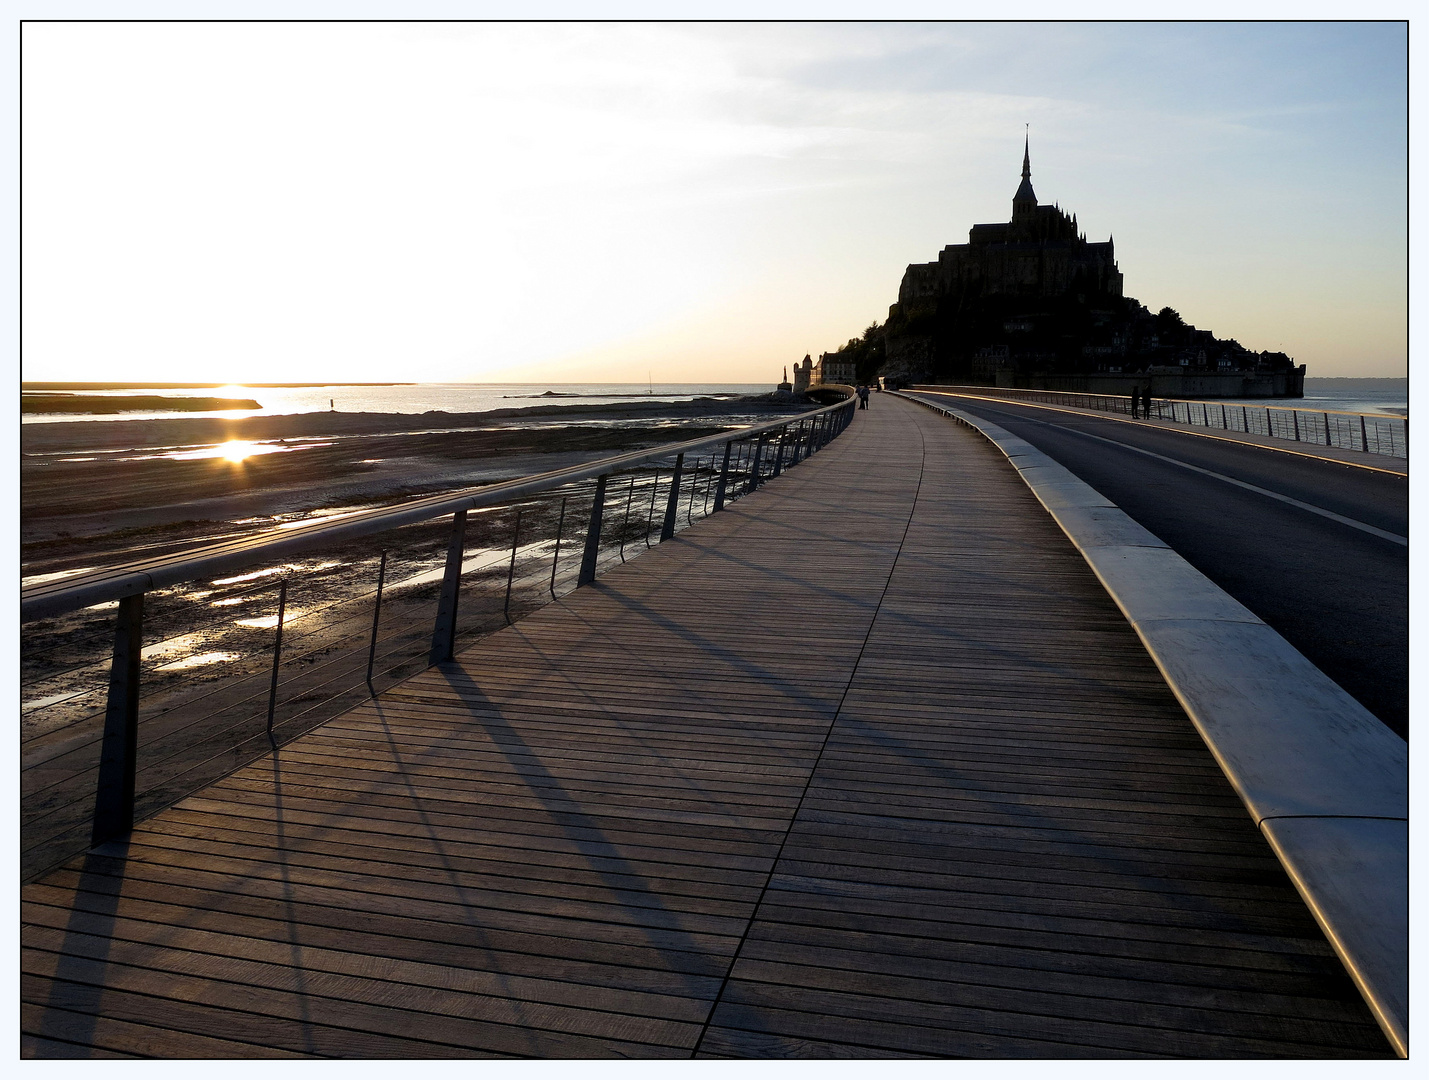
xmin=21 ymin=394 xmax=813 ymax=877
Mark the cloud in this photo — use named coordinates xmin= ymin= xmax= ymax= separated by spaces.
xmin=21 ymin=22 xmax=1407 ymax=382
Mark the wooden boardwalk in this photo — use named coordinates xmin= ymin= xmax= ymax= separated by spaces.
xmin=20 ymin=395 xmax=1392 ymax=1058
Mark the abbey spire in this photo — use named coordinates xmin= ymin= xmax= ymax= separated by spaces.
xmin=1013 ymin=133 xmax=1038 ymax=214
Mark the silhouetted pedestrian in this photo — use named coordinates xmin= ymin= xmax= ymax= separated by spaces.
xmin=857 ymin=385 xmax=870 ymax=409
xmin=1130 ymin=388 xmax=1140 ymax=419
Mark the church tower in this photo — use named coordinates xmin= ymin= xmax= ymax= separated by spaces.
xmin=1012 ymin=134 xmax=1037 ymax=220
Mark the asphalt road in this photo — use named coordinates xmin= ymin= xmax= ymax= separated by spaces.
xmin=910 ymin=393 xmax=1409 ymax=739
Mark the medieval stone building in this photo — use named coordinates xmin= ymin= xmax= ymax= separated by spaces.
xmin=868 ymin=140 xmax=1304 ymax=397
xmin=897 ymin=139 xmax=1123 ymax=310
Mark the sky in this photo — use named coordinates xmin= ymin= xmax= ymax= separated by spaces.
xmin=21 ymin=20 xmax=1410 ymax=384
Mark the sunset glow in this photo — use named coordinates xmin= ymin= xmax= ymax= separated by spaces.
xmin=21 ymin=22 xmax=1409 ymax=382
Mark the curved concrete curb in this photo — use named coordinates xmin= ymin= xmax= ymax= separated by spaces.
xmin=897 ymin=392 xmax=1408 ymax=1057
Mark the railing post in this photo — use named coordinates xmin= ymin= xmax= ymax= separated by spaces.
xmin=1323 ymin=412 xmax=1332 ymax=447
xmin=619 ymin=476 xmax=636 ymax=562
xmin=503 ymin=511 xmax=522 ymax=623
xmin=549 ymin=496 xmax=566 ymax=597
xmin=644 ymin=468 xmax=661 ymax=546
xmin=1361 ymin=413 xmax=1369 ymax=453
xmin=265 ymin=578 xmax=288 ymax=748
xmin=771 ymin=425 xmax=788 ymax=478
xmin=578 ymin=474 xmax=608 ymax=586
xmin=366 ymin=550 xmax=387 ymax=694
xmin=429 ymin=509 xmax=468 ymax=665
xmin=686 ymin=457 xmax=701 ymax=525
xmin=1292 ymin=409 xmax=1301 ymax=441
xmin=91 ymin=592 xmax=144 ymax=845
xmin=713 ymin=440 xmax=733 ymax=512
xmin=660 ymin=453 xmax=684 ymax=541
xmin=745 ymin=434 xmax=768 ymax=493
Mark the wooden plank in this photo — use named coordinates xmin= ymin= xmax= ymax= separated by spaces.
xmin=25 ymin=881 xmax=731 ymax=986
xmin=21 ymin=1000 xmax=314 ymax=1058
xmin=696 ymin=1026 xmax=936 ymax=1059
xmin=22 ymin=950 xmax=690 ymax=1057
xmin=22 ymin=395 xmax=1391 ymax=1058
xmin=22 ymin=901 xmax=716 ymax=1023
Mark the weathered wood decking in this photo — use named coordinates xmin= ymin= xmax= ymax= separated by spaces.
xmin=20 ymin=395 xmax=1391 ymax=1058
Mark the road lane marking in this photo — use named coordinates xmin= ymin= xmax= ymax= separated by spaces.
xmin=1009 ymin=414 xmax=1409 ymax=547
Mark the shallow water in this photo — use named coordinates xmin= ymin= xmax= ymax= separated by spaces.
xmin=1218 ymin=377 xmax=1408 ymax=417
xmin=21 ymin=381 xmax=773 ymax=423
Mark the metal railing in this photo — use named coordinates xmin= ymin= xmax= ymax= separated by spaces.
xmin=20 ymin=390 xmax=857 ymax=880
xmin=910 ymin=384 xmax=1407 ymax=459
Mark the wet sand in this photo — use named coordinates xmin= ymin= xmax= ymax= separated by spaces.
xmin=20 ymin=393 xmax=825 ymax=878
xmin=22 ymin=396 xmax=809 ymax=564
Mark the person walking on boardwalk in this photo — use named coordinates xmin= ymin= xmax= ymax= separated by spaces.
xmin=1130 ymin=387 xmax=1140 ymax=419
xmin=857 ymin=384 xmax=870 ymax=409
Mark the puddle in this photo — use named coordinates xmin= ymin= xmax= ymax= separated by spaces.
xmin=131 ymin=442 xmax=322 ymax=463
xmin=275 ymin=508 xmax=382 ymax=530
xmin=154 ymin=651 xmax=240 ymax=672
xmin=141 ymin=633 xmax=206 ymax=662
xmin=211 ymin=564 xmax=302 ymax=586
xmin=21 ymin=688 xmax=99 ymax=714
xmin=387 ymin=540 xmax=555 ymax=593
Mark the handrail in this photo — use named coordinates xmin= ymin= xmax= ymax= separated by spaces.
xmin=908 ymin=384 xmax=1407 ymax=458
xmin=22 ymin=390 xmax=856 ymax=622
xmin=916 ymin=383 xmax=1400 ymax=420
xmin=23 ymin=386 xmax=858 ymax=865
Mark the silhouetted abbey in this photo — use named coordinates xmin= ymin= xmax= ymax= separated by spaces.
xmin=815 ymin=139 xmax=1305 ymax=398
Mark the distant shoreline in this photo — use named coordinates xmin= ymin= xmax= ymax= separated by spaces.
xmin=20 ymin=395 xmax=814 ymax=547
xmin=22 ymin=381 xmax=413 ymax=390
xmin=22 ymin=393 xmax=263 ymax=414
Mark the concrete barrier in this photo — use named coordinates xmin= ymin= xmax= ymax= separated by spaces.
xmin=897 ymin=392 xmax=1408 ymax=1057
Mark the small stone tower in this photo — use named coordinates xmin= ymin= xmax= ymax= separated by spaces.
xmin=793 ymin=355 xmax=813 ymax=394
